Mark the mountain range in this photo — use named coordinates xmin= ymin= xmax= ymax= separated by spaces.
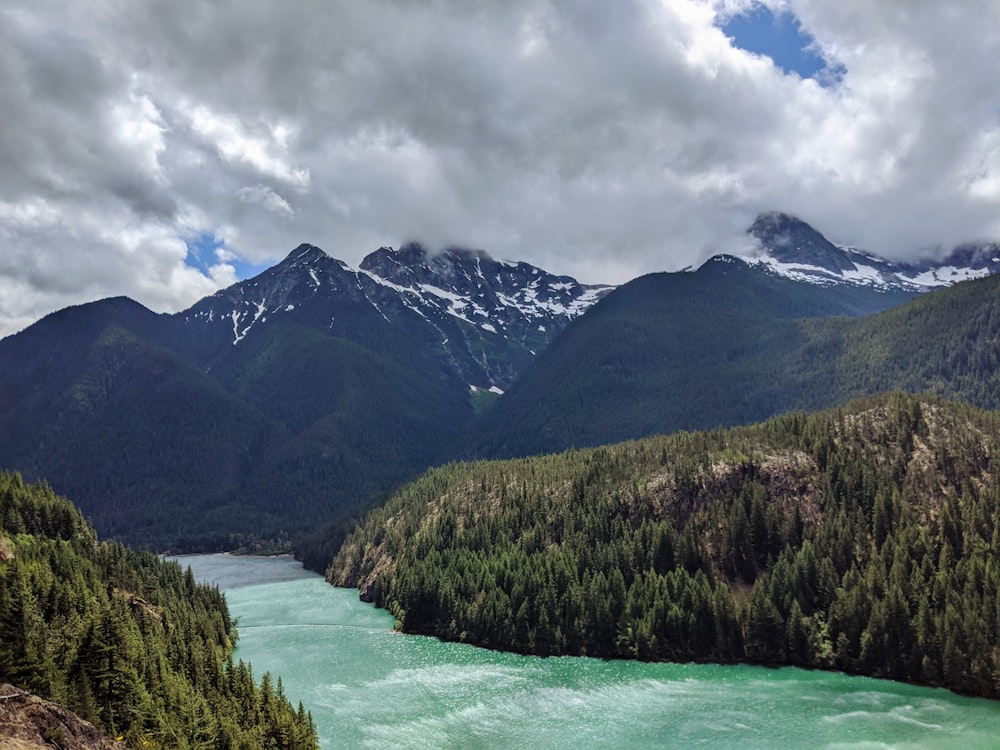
xmin=180 ymin=241 xmax=613 ymax=392
xmin=460 ymin=255 xmax=1000 ymax=460
xmin=1 ymin=211 xmax=997 ymax=554
xmin=0 ymin=241 xmax=612 ymax=551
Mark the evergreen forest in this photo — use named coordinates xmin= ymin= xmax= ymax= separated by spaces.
xmin=331 ymin=393 xmax=1000 ymax=699
xmin=0 ymin=470 xmax=318 ymax=749
xmin=460 ymin=264 xmax=1000 ymax=460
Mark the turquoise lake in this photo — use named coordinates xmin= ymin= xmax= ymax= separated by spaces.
xmin=178 ymin=554 xmax=1000 ymax=749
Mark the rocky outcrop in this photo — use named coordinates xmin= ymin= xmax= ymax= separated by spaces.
xmin=0 ymin=685 xmax=123 ymax=750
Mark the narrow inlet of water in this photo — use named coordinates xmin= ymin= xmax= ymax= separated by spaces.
xmin=178 ymin=554 xmax=1000 ymax=749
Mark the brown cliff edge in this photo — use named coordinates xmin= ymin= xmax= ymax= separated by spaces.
xmin=0 ymin=684 xmax=124 ymax=750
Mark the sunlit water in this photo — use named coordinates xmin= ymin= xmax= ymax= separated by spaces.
xmin=177 ymin=554 xmax=1000 ymax=749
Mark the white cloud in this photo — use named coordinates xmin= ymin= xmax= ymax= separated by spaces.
xmin=0 ymin=0 xmax=998 ymax=336
xmin=110 ymin=89 xmax=168 ymax=186
xmin=189 ymin=105 xmax=310 ymax=189
xmin=237 ymin=184 xmax=295 ymax=217
xmin=966 ymin=130 xmax=1000 ymax=203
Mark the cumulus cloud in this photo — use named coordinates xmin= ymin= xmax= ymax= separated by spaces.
xmin=236 ymin=185 xmax=296 ymax=217
xmin=0 ymin=0 xmax=998 ymax=336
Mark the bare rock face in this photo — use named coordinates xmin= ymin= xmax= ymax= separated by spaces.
xmin=0 ymin=685 xmax=123 ymax=750
xmin=743 ymin=211 xmax=1000 ymax=291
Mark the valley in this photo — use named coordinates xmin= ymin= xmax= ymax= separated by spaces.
xmin=2 ymin=213 xmax=995 ymax=557
xmin=3 ymin=213 xmax=1000 ymax=746
xmin=4 ymin=2 xmax=999 ymax=746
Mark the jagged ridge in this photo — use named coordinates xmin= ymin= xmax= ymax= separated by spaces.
xmin=731 ymin=212 xmax=1000 ymax=291
xmin=182 ymin=242 xmax=613 ymax=390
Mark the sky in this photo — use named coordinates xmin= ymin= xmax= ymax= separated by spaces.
xmin=1 ymin=0 xmax=999 ymax=337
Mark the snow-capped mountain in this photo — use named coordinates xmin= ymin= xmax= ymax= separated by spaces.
xmin=181 ymin=242 xmax=613 ymax=390
xmin=730 ymin=212 xmax=1000 ymax=291
xmin=5 ymin=219 xmax=997 ymax=553
xmin=359 ymin=243 xmax=608 ymax=336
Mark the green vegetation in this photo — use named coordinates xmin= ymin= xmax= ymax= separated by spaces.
xmin=0 ymin=471 xmax=318 ymax=749
xmin=796 ymin=270 xmax=1000 ymax=409
xmin=0 ymin=302 xmax=470 ymax=556
xmin=469 ymin=386 xmax=502 ymax=415
xmin=0 ymin=256 xmax=927 ymax=558
xmin=462 ymin=263 xmax=997 ymax=459
xmin=332 ymin=393 xmax=1000 ymax=699
xmin=190 ymin=321 xmax=471 ymax=560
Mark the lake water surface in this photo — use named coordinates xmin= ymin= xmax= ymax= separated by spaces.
xmin=178 ymin=554 xmax=1000 ymax=749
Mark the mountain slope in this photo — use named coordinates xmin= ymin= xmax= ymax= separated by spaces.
xmin=0 ymin=305 xmax=283 ymax=547
xmin=180 ymin=242 xmax=612 ymax=390
xmin=739 ymin=212 xmax=1000 ymax=291
xmin=331 ymin=393 xmax=1000 ymax=698
xmin=0 ymin=470 xmax=317 ymax=747
xmin=0 ymin=298 xmax=466 ymax=550
xmin=0 ymin=243 xmax=607 ymax=552
xmin=212 ymin=321 xmax=471 ymax=541
xmin=460 ymin=256 xmax=924 ymax=459
xmin=791 ymin=271 xmax=1000 ymax=411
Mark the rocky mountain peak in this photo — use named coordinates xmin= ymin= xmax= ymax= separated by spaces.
xmin=282 ymin=243 xmax=330 ymax=265
xmin=360 ymin=243 xmax=499 ymax=289
xmin=938 ymin=242 xmax=1000 ymax=271
xmin=181 ymin=241 xmax=613 ymax=389
xmin=359 ymin=243 xmax=431 ymax=285
xmin=735 ymin=212 xmax=999 ymax=293
xmin=748 ymin=212 xmax=856 ymax=274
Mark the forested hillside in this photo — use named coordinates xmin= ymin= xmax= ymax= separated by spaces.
xmin=0 ymin=471 xmax=318 ymax=748
xmin=0 ymin=297 xmax=469 ymax=553
xmin=461 ymin=263 xmax=999 ymax=459
xmin=0 ymin=243 xmax=919 ymax=556
xmin=792 ymin=269 xmax=1000 ymax=410
xmin=332 ymin=393 xmax=1000 ymax=698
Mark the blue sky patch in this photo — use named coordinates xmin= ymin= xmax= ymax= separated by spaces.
xmin=720 ymin=4 xmax=844 ymax=85
xmin=185 ymin=232 xmax=268 ymax=281
xmin=184 ymin=232 xmax=220 ymax=275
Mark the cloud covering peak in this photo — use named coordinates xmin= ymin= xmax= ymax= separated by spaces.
xmin=1 ymin=0 xmax=998 ymax=336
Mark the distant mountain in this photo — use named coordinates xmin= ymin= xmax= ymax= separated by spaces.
xmin=3 ymin=216 xmax=997 ymax=556
xmin=180 ymin=242 xmax=612 ymax=391
xmin=0 ymin=244 xmax=609 ymax=552
xmin=737 ymin=212 xmax=1000 ymax=291
xmin=459 ymin=259 xmax=1000 ymax=460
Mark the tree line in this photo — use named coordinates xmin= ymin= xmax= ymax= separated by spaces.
xmin=0 ymin=470 xmax=318 ymax=749
xmin=331 ymin=393 xmax=1000 ymax=698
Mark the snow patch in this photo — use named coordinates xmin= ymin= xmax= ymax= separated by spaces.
xmin=231 ymin=300 xmax=267 ymax=344
xmin=736 ymin=253 xmax=992 ymax=292
xmin=902 ymin=266 xmax=992 ymax=287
